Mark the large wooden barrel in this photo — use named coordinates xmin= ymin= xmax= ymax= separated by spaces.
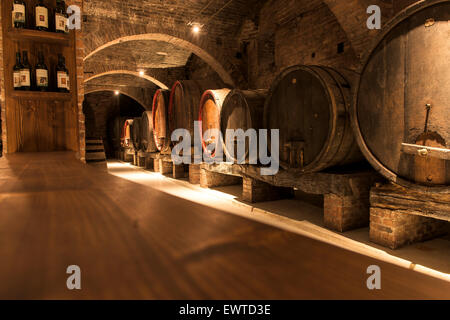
xmin=140 ymin=111 xmax=157 ymax=153
xmin=353 ymin=0 xmax=450 ymax=190
xmin=169 ymin=80 xmax=224 ymax=147
xmin=264 ymin=65 xmax=362 ymax=173
xmin=121 ymin=119 xmax=134 ymax=149
xmin=130 ymin=117 xmax=142 ymax=152
xmin=198 ymin=89 xmax=231 ymax=155
xmin=220 ymin=89 xmax=268 ymax=162
xmin=152 ymin=89 xmax=171 ymax=152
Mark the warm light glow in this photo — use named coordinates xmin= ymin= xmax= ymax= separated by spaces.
xmin=193 ymin=25 xmax=200 ymax=33
xmin=139 ymin=70 xmax=145 ymax=76
xmin=115 ymin=90 xmax=120 ymax=95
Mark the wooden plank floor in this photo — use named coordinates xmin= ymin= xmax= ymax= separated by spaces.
xmin=0 ymin=152 xmax=448 ymax=300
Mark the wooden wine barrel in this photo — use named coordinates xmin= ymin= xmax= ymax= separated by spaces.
xmin=198 ymin=89 xmax=231 ymax=155
xmin=353 ymin=0 xmax=450 ymax=190
xmin=111 ymin=116 xmax=127 ymax=150
xmin=169 ymin=80 xmax=224 ymax=147
xmin=130 ymin=117 xmax=142 ymax=152
xmin=152 ymin=89 xmax=171 ymax=152
xmin=140 ymin=111 xmax=157 ymax=153
xmin=220 ymin=89 xmax=268 ymax=162
xmin=264 ymin=65 xmax=362 ymax=173
xmin=121 ymin=119 xmax=134 ymax=149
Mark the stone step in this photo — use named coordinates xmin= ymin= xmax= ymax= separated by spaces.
xmin=86 ymin=152 xmax=106 ymax=161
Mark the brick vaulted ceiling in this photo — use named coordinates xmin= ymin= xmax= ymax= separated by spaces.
xmin=82 ymin=0 xmax=415 ymax=96
xmin=83 ymin=0 xmax=264 ymax=91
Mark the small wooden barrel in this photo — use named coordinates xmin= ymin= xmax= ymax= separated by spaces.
xmin=169 ymin=80 xmax=224 ymax=147
xmin=220 ymin=89 xmax=268 ymax=162
xmin=130 ymin=117 xmax=142 ymax=152
xmin=111 ymin=116 xmax=127 ymax=151
xmin=121 ymin=119 xmax=134 ymax=149
xmin=198 ymin=89 xmax=231 ymax=155
xmin=353 ymin=0 xmax=450 ymax=190
xmin=141 ymin=111 xmax=157 ymax=153
xmin=152 ymin=89 xmax=171 ymax=152
xmin=264 ymin=65 xmax=362 ymax=173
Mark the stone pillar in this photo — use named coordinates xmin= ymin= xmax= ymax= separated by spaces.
xmin=200 ymin=169 xmax=241 ymax=189
xmin=370 ymin=208 xmax=448 ymax=249
xmin=242 ymin=177 xmax=293 ymax=203
xmin=189 ymin=164 xmax=201 ymax=184
xmin=145 ymin=157 xmax=154 ymax=171
xmin=173 ymin=164 xmax=187 ymax=179
xmin=159 ymin=160 xmax=173 ymax=175
xmin=324 ymin=194 xmax=370 ymax=232
xmin=154 ymin=158 xmax=161 ymax=173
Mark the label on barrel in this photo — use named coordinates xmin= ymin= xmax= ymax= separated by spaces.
xmin=12 ymin=4 xmax=26 ymax=26
xmin=35 ymin=7 xmax=48 ymax=28
xmin=13 ymin=71 xmax=21 ymax=88
xmin=36 ymin=69 xmax=48 ymax=87
xmin=20 ymin=69 xmax=30 ymax=87
xmin=57 ymin=71 xmax=69 ymax=90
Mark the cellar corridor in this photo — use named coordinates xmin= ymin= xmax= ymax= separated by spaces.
xmin=0 ymin=152 xmax=449 ymax=299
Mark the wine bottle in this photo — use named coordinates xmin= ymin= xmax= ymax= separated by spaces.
xmin=56 ymin=54 xmax=69 ymax=92
xmin=35 ymin=0 xmax=49 ymax=31
xmin=55 ymin=0 xmax=68 ymax=33
xmin=20 ymin=51 xmax=31 ymax=91
xmin=13 ymin=52 xmax=22 ymax=91
xmin=12 ymin=0 xmax=26 ymax=29
xmin=35 ymin=51 xmax=49 ymax=92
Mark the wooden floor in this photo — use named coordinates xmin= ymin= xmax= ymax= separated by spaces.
xmin=0 ymin=152 xmax=448 ymax=299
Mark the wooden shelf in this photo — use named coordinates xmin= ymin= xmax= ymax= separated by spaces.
xmin=11 ymin=91 xmax=71 ymax=101
xmin=6 ymin=28 xmax=70 ymax=46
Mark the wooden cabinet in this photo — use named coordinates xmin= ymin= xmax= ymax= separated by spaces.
xmin=1 ymin=0 xmax=79 ymax=153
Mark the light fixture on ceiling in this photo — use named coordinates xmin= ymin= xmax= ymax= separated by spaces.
xmin=139 ymin=70 xmax=145 ymax=76
xmin=188 ymin=22 xmax=204 ymax=34
xmin=115 ymin=90 xmax=120 ymax=95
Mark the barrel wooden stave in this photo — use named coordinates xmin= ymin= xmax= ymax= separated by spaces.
xmin=169 ymin=80 xmax=224 ymax=147
xmin=264 ymin=65 xmax=362 ymax=173
xmin=141 ymin=111 xmax=157 ymax=153
xmin=130 ymin=117 xmax=142 ymax=152
xmin=220 ymin=89 xmax=268 ymax=162
xmin=199 ymin=89 xmax=231 ymax=154
xmin=152 ymin=89 xmax=171 ymax=152
xmin=353 ymin=0 xmax=450 ymax=189
xmin=121 ymin=119 xmax=134 ymax=149
xmin=111 ymin=116 xmax=127 ymax=151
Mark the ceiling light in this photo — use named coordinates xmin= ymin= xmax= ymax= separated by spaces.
xmin=115 ymin=91 xmax=120 ymax=95
xmin=193 ymin=25 xmax=200 ymax=33
xmin=139 ymin=70 xmax=145 ymax=76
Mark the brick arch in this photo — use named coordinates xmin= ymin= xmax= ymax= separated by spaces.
xmin=84 ymin=87 xmax=150 ymax=111
xmin=84 ymin=33 xmax=237 ymax=87
xmin=84 ymin=70 xmax=169 ymax=90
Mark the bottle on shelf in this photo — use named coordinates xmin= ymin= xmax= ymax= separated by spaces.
xmin=55 ymin=0 xmax=69 ymax=34
xmin=12 ymin=0 xmax=26 ymax=29
xmin=20 ymin=51 xmax=31 ymax=91
xmin=35 ymin=0 xmax=49 ymax=32
xmin=56 ymin=54 xmax=70 ymax=93
xmin=13 ymin=52 xmax=22 ymax=91
xmin=35 ymin=51 xmax=49 ymax=92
